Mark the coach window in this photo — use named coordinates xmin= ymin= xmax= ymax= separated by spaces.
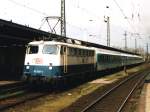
xmin=73 ymin=48 xmax=76 ymax=56
xmin=87 ymin=51 xmax=89 ymax=56
xmin=89 ymin=51 xmax=92 ymax=56
xmin=82 ymin=50 xmax=84 ymax=56
xmin=106 ymin=55 xmax=108 ymax=61
xmin=92 ymin=51 xmax=94 ymax=56
xmin=89 ymin=51 xmax=91 ymax=56
xmin=101 ymin=55 xmax=103 ymax=62
xmin=104 ymin=55 xmax=107 ymax=63
xmin=74 ymin=48 xmax=77 ymax=56
xmin=81 ymin=49 xmax=84 ymax=56
xmin=102 ymin=55 xmax=104 ymax=61
xmin=78 ymin=49 xmax=81 ymax=56
xmin=84 ymin=50 xmax=86 ymax=56
xmin=68 ymin=47 xmax=71 ymax=55
xmin=80 ymin=49 xmax=83 ymax=56
xmin=110 ymin=56 xmax=112 ymax=62
xmin=83 ymin=50 xmax=85 ymax=56
xmin=103 ymin=55 xmax=105 ymax=62
xmin=104 ymin=55 xmax=106 ymax=61
xmin=100 ymin=55 xmax=103 ymax=62
xmin=107 ymin=55 xmax=108 ymax=61
xmin=43 ymin=45 xmax=58 ymax=54
xmin=85 ymin=50 xmax=88 ymax=56
xmin=104 ymin=55 xmax=106 ymax=62
xmin=69 ymin=47 xmax=74 ymax=56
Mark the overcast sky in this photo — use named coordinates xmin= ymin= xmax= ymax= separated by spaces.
xmin=0 ymin=0 xmax=149 ymax=51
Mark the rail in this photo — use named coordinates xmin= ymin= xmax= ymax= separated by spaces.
xmin=80 ymin=70 xmax=149 ymax=112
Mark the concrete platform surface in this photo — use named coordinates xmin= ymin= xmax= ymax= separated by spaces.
xmin=0 ymin=81 xmax=20 ymax=86
xmin=137 ymin=73 xmax=150 ymax=112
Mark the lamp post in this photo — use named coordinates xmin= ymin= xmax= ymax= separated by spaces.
xmin=123 ymin=31 xmax=127 ymax=51
xmin=135 ymin=38 xmax=137 ymax=53
xmin=104 ymin=6 xmax=110 ymax=47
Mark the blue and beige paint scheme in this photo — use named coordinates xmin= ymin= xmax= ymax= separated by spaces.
xmin=23 ymin=41 xmax=95 ymax=81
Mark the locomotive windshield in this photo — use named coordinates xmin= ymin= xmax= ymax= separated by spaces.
xmin=26 ymin=45 xmax=38 ymax=54
xmin=42 ymin=45 xmax=58 ymax=54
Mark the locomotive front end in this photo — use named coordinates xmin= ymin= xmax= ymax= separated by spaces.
xmin=22 ymin=41 xmax=61 ymax=83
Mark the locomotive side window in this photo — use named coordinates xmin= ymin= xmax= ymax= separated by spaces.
xmin=90 ymin=51 xmax=94 ymax=56
xmin=60 ymin=46 xmax=67 ymax=55
xmin=88 ymin=51 xmax=90 ymax=56
xmin=89 ymin=51 xmax=91 ymax=56
xmin=26 ymin=45 xmax=38 ymax=54
xmin=60 ymin=46 xmax=63 ymax=54
xmin=72 ymin=48 xmax=75 ymax=55
xmin=79 ymin=49 xmax=81 ymax=56
xmin=75 ymin=48 xmax=78 ymax=55
xmin=68 ymin=47 xmax=71 ymax=56
xmin=81 ymin=50 xmax=83 ymax=56
xmin=70 ymin=48 xmax=73 ymax=55
xmin=43 ymin=45 xmax=58 ymax=54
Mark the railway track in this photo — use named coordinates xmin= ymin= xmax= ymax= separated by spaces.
xmin=79 ymin=70 xmax=149 ymax=112
xmin=60 ymin=70 xmax=150 ymax=112
xmin=0 ymin=91 xmax=48 ymax=111
xmin=0 ymin=82 xmax=50 ymax=111
xmin=0 ymin=81 xmax=28 ymax=101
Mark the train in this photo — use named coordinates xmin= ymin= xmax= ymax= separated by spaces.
xmin=22 ymin=40 xmax=144 ymax=83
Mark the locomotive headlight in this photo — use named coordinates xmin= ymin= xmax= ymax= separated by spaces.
xmin=26 ymin=65 xmax=30 ymax=69
xmin=26 ymin=62 xmax=30 ymax=69
xmin=49 ymin=63 xmax=52 ymax=70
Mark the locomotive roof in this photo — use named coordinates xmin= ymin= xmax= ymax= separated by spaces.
xmin=28 ymin=40 xmax=94 ymax=50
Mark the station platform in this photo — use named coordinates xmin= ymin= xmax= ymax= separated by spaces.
xmin=0 ymin=81 xmax=20 ymax=86
xmin=137 ymin=73 xmax=150 ymax=112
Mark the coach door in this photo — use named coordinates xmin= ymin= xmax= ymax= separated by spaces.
xmin=62 ymin=46 xmax=68 ymax=73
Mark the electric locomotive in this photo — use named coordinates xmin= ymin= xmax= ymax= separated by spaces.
xmin=23 ymin=40 xmax=95 ymax=83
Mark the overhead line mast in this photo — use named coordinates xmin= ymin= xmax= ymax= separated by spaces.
xmin=123 ymin=31 xmax=127 ymax=50
xmin=61 ymin=0 xmax=66 ymax=37
xmin=104 ymin=6 xmax=110 ymax=47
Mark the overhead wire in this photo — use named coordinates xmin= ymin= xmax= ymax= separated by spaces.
xmin=67 ymin=0 xmax=103 ymax=22
xmin=7 ymin=0 xmax=48 ymax=16
xmin=67 ymin=0 xmax=103 ymax=39
xmin=112 ymin=0 xmax=139 ymax=34
xmin=7 ymin=0 xmax=141 ymax=40
xmin=68 ymin=0 xmax=137 ymax=38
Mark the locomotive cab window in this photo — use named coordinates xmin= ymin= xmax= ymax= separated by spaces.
xmin=43 ymin=45 xmax=58 ymax=54
xmin=26 ymin=45 xmax=38 ymax=54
